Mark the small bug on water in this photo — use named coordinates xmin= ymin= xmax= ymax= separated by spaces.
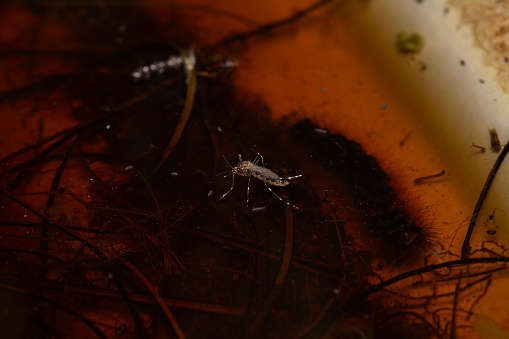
xmin=489 ymin=128 xmax=502 ymax=152
xmin=218 ymin=153 xmax=302 ymax=207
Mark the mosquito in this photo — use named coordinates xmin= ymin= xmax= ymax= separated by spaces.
xmin=217 ymin=153 xmax=302 ymax=207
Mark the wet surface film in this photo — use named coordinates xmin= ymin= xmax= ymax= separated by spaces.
xmin=1 ymin=1 xmax=508 ymax=338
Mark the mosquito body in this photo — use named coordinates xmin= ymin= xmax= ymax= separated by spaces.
xmin=233 ymin=159 xmax=292 ymax=187
xmin=218 ymin=153 xmax=302 ymax=207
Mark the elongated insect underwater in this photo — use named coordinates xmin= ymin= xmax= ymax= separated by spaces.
xmin=218 ymin=153 xmax=302 ymax=207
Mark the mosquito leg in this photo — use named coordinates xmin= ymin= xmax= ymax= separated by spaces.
xmin=257 ymin=153 xmax=265 ymax=166
xmin=253 ymin=153 xmax=262 ymax=165
xmin=264 ymin=182 xmax=284 ymax=202
xmin=245 ymin=175 xmax=252 ymax=208
xmin=285 ymin=174 xmax=303 ymax=180
xmin=218 ymin=173 xmax=235 ymax=201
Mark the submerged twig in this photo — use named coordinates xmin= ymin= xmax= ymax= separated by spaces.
xmin=211 ymin=0 xmax=336 ymax=48
xmin=356 ymin=257 xmax=508 ymax=302
xmin=154 ymin=47 xmax=197 ymax=172
xmin=450 ymin=275 xmax=461 ymax=339
xmin=324 ymin=190 xmax=346 ymax=267
xmin=242 ymin=195 xmax=294 ymax=338
xmin=118 ymin=259 xmax=186 ymax=339
xmin=461 ymin=140 xmax=509 ymax=259
xmin=111 ymin=273 xmax=151 ymax=338
xmin=0 ymin=283 xmax=107 ymax=339
xmin=40 ymin=144 xmax=74 ymax=270
xmin=303 ymin=256 xmax=509 ymax=338
xmin=138 ymin=170 xmax=183 ymax=274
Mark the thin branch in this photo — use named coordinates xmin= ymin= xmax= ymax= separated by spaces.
xmin=242 ymin=196 xmax=294 ymax=337
xmin=154 ymin=47 xmax=197 ymax=172
xmin=211 ymin=0 xmax=336 ymax=48
xmin=0 ymin=283 xmax=107 ymax=339
xmin=461 ymin=141 xmax=509 ymax=258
